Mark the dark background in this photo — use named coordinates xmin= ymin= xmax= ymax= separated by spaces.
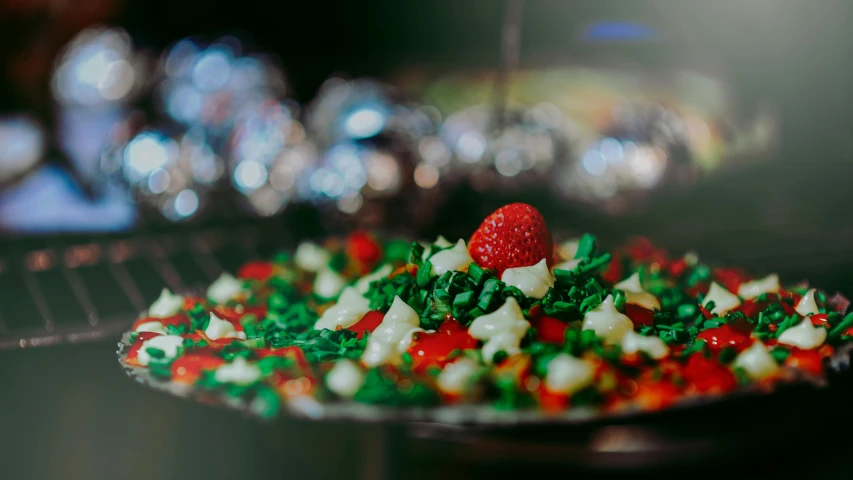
xmin=3 ymin=1 xmax=853 ymax=478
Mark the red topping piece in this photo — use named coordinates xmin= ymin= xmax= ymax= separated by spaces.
xmin=696 ymin=322 xmax=753 ymax=352
xmin=712 ymin=268 xmax=752 ymax=294
xmin=785 ymin=348 xmax=824 ymax=377
xmin=125 ymin=332 xmax=163 ymax=366
xmin=347 ymin=231 xmax=383 ymax=272
xmin=238 ymin=261 xmax=275 ymax=281
xmin=683 ymin=353 xmax=738 ymax=394
xmin=171 ymin=353 xmax=225 ymax=384
xmin=625 ymin=304 xmax=655 ymax=327
xmin=468 ymin=203 xmax=553 ymax=275
xmin=347 ymin=311 xmax=385 ymax=339
xmin=534 ymin=316 xmax=569 ymax=344
xmin=407 ymin=319 xmax=478 ymax=372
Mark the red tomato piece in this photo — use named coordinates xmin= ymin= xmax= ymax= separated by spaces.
xmin=683 ymin=353 xmax=738 ymax=394
xmin=237 ymin=261 xmax=275 ymax=281
xmin=534 ymin=316 xmax=568 ymax=344
xmin=171 ymin=353 xmax=225 ymax=384
xmin=407 ymin=319 xmax=478 ymax=372
xmin=712 ymin=268 xmax=752 ymax=294
xmin=625 ymin=303 xmax=655 ymax=327
xmin=785 ymin=348 xmax=824 ymax=377
xmin=125 ymin=332 xmax=163 ymax=366
xmin=347 ymin=231 xmax=383 ymax=272
xmin=347 ymin=311 xmax=385 ymax=339
xmin=696 ymin=322 xmax=753 ymax=352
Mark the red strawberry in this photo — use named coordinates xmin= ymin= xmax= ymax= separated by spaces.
xmin=468 ymin=203 xmax=553 ymax=275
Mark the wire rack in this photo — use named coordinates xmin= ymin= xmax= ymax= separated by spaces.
xmin=0 ymin=223 xmax=291 ymax=349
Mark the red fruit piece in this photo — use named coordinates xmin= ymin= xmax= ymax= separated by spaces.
xmin=347 ymin=231 xmax=383 ymax=272
xmin=346 ymin=311 xmax=385 ymax=339
xmin=534 ymin=316 xmax=569 ymax=344
xmin=238 ymin=261 xmax=274 ymax=281
xmin=468 ymin=203 xmax=553 ymax=275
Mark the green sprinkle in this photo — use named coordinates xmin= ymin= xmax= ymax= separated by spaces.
xmin=492 ymin=350 xmax=508 ymax=364
xmin=574 ymin=233 xmax=597 ymax=259
xmin=477 ymin=278 xmax=501 ymax=311
xmin=408 ymin=242 xmax=425 ymax=266
xmin=613 ymin=290 xmax=626 ymax=311
xmin=770 ymin=347 xmax=790 ymax=363
xmin=145 ymin=347 xmax=165 ymax=359
xmin=718 ymin=347 xmax=737 ymax=364
xmin=468 ymin=263 xmax=485 ymax=283
xmin=829 ymin=313 xmax=853 ymax=340
xmin=453 ymin=291 xmax=475 ymax=309
xmin=416 ymin=261 xmax=433 ymax=286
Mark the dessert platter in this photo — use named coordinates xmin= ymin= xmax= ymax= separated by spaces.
xmin=117 ymin=203 xmax=853 ymax=427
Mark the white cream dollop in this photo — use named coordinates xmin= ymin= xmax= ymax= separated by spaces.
xmin=206 ymin=273 xmax=246 ymax=304
xmin=314 ymin=287 xmax=371 ymax=331
xmin=134 ymin=320 xmax=167 ymax=335
xmin=294 ymin=242 xmax=330 ymax=272
xmin=795 ymin=288 xmax=820 ymax=316
xmin=204 ymin=312 xmax=247 ymax=340
xmin=737 ymin=274 xmax=780 ymax=300
xmin=429 ymin=239 xmax=473 ymax=276
xmin=355 ymin=264 xmax=393 ymax=294
xmin=621 ymin=330 xmax=669 ymax=359
xmin=432 ymin=235 xmax=453 ymax=249
xmin=545 ymin=353 xmax=595 ymax=395
xmin=326 ymin=359 xmax=365 ymax=398
xmin=614 ymin=272 xmax=661 ymax=311
xmin=581 ymin=295 xmax=634 ymax=345
xmin=501 ymin=259 xmax=555 ymax=299
xmin=437 ymin=358 xmax=479 ymax=395
xmin=468 ymin=297 xmax=530 ymax=363
xmin=361 ymin=296 xmax=423 ymax=367
xmin=137 ymin=335 xmax=184 ymax=366
xmin=314 ymin=268 xmax=346 ymax=299
xmin=733 ymin=341 xmax=779 ymax=380
xmin=552 ymin=258 xmax=582 ymax=273
xmin=558 ymin=239 xmax=580 ymax=260
xmin=703 ymin=282 xmax=742 ymax=316
xmin=148 ymin=288 xmax=184 ymax=318
xmin=214 ymin=356 xmax=262 ymax=385
xmin=778 ymin=316 xmax=827 ymax=350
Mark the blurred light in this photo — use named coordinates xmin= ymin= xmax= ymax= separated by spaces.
xmin=192 ymin=49 xmax=231 ymax=92
xmin=582 ymin=150 xmax=607 ymax=176
xmin=344 ymin=107 xmax=385 ymax=139
xmin=600 ymin=137 xmax=624 ymax=163
xmin=456 ymin=131 xmax=486 ymax=163
xmin=495 ymin=150 xmax=524 ymax=177
xmin=171 ymin=189 xmax=199 ymax=219
xmin=583 ymin=21 xmax=659 ymax=42
xmin=336 ymin=192 xmax=363 ymax=214
xmin=365 ymin=151 xmax=401 ymax=192
xmin=52 ymin=27 xmax=141 ymax=106
xmin=234 ymin=161 xmax=268 ymax=191
xmin=0 ymin=116 xmax=44 ymax=181
xmin=123 ymin=133 xmax=171 ymax=182
xmin=414 ymin=163 xmax=439 ymax=189
xmin=418 ymin=136 xmax=451 ymax=167
xmin=147 ymin=168 xmax=171 ymax=194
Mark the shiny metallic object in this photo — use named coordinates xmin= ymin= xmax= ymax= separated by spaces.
xmin=101 ymin=127 xmax=224 ymax=222
xmin=227 ymin=99 xmax=318 ymax=216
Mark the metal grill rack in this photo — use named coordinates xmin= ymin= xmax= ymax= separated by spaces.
xmin=0 ymin=223 xmax=292 ymax=349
